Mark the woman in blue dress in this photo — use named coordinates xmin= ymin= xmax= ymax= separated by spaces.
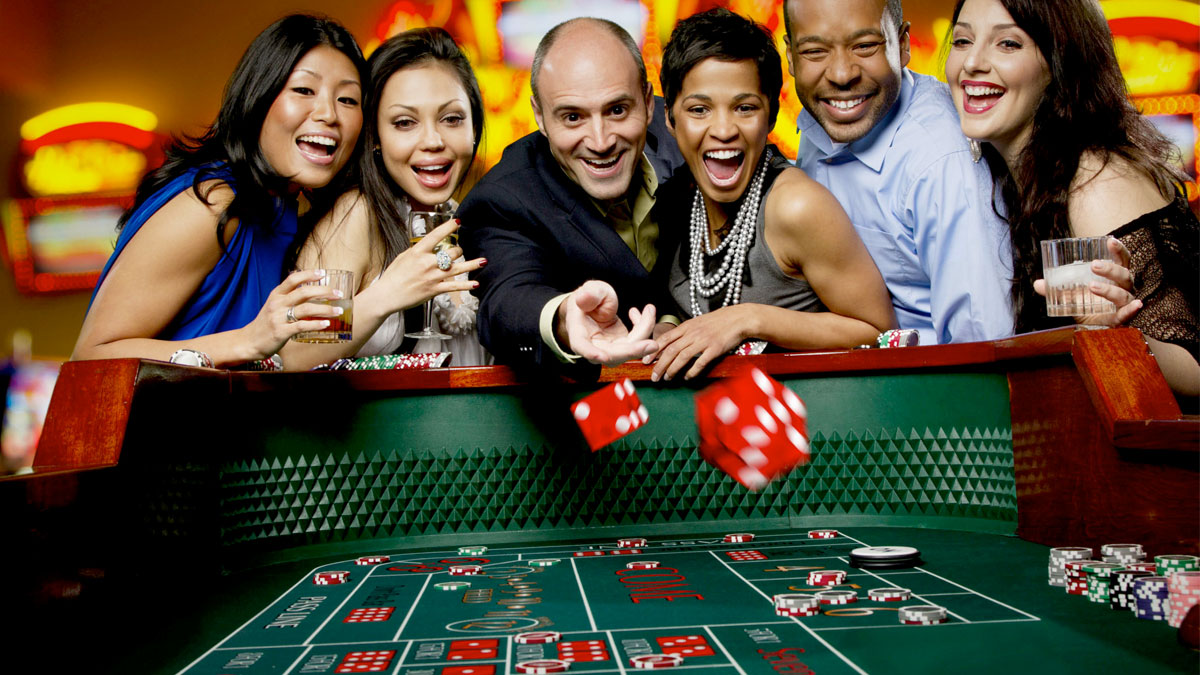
xmin=72 ymin=14 xmax=366 ymax=368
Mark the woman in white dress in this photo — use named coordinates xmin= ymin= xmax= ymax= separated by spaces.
xmin=281 ymin=27 xmax=490 ymax=369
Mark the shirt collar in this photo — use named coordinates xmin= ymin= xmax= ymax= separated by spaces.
xmin=797 ymin=68 xmax=914 ymax=172
xmin=590 ymin=152 xmax=657 ymax=217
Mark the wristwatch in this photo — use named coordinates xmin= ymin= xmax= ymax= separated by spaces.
xmin=168 ymin=348 xmax=214 ymax=368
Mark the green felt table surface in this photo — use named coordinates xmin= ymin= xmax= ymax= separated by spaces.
xmin=56 ymin=526 xmax=1196 ymax=675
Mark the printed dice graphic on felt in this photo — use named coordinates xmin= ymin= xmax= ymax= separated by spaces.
xmin=694 ymin=367 xmax=809 ymax=490
xmin=657 ymin=635 xmax=716 ymax=657
xmin=571 ymin=378 xmax=649 ymax=451
xmin=443 ymin=667 xmax=496 ymax=675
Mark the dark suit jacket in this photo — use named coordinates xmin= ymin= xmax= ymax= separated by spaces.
xmin=458 ymin=101 xmax=685 ymax=373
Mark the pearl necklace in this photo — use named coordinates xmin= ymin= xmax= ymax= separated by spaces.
xmin=688 ymin=148 xmax=772 ymax=317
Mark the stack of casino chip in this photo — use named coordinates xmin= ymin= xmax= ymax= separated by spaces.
xmin=1167 ymin=571 xmax=1200 ymax=628
xmin=898 ymin=605 xmax=948 ymax=625
xmin=807 ymin=529 xmax=838 ymax=539
xmin=313 ymin=570 xmax=349 ymax=585
xmin=1082 ymin=562 xmax=1124 ymax=604
xmin=515 ymin=659 xmax=571 ymax=673
xmin=530 ymin=559 xmax=560 ymax=568
xmin=1047 ymin=547 xmax=1091 ymax=587
xmin=773 ymin=593 xmax=821 ymax=617
xmin=449 ymin=564 xmax=482 ymax=576
xmin=1063 ymin=559 xmax=1099 ymax=595
xmin=1133 ymin=576 xmax=1171 ymax=621
xmin=815 ymin=590 xmax=858 ymax=605
xmin=1110 ymin=569 xmax=1154 ymax=611
xmin=618 ymin=537 xmax=648 ymax=548
xmin=868 ymin=587 xmax=912 ymax=602
xmin=630 ymin=654 xmax=684 ymax=669
xmin=1155 ymin=554 xmax=1200 ymax=577
xmin=356 ymin=555 xmax=390 ymax=565
xmin=626 ymin=561 xmax=659 ymax=570
xmin=723 ymin=533 xmax=754 ymax=543
xmin=1101 ymin=543 xmax=1146 ymax=565
xmin=458 ymin=546 xmax=487 ymax=556
xmin=807 ymin=570 xmax=846 ymax=587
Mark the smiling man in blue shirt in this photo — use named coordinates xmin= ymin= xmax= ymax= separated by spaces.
xmin=784 ymin=0 xmax=1013 ymax=345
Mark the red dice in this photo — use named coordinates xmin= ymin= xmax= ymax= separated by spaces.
xmin=571 ymin=378 xmax=649 ymax=451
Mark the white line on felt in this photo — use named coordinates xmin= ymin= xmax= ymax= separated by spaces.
xmin=703 ymin=625 xmax=749 ymax=675
xmin=280 ymin=645 xmax=314 ymax=675
xmin=914 ymin=566 xmax=1041 ymax=621
xmin=836 ymin=532 xmax=1039 ymax=622
xmin=605 ymin=629 xmax=629 ymax=675
xmin=392 ymin=573 xmax=434 ymax=641
xmin=305 ymin=575 xmax=383 ymax=646
xmin=836 ymin=557 xmax=970 ymax=624
xmin=389 ymin=640 xmax=414 ymax=675
xmin=572 ymin=556 xmax=599 ymax=632
xmin=813 ymin=617 xmax=1040 ymax=632
xmin=707 ymin=550 xmax=869 ymax=675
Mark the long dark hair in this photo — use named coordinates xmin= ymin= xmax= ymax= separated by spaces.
xmin=355 ymin=27 xmax=485 ymax=271
xmin=947 ymin=0 xmax=1183 ymax=333
xmin=120 ymin=14 xmax=366 ymax=248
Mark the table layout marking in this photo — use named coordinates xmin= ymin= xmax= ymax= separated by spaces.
xmin=281 ymin=645 xmax=313 ymax=675
xmin=836 ymin=556 xmax=970 ymax=624
xmin=912 ymin=565 xmax=1041 ymax=622
xmin=604 ymin=629 xmax=629 ymax=675
xmin=702 ymin=625 xmax=748 ymax=675
xmin=706 ymin=550 xmax=869 ymax=675
xmin=392 ymin=572 xmax=434 ymax=641
xmin=390 ymin=640 xmax=414 ymax=675
xmin=571 ymin=556 xmax=600 ymax=632
xmin=306 ymin=564 xmax=385 ymax=646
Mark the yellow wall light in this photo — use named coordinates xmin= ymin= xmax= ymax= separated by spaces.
xmin=1100 ymin=0 xmax=1200 ymax=24
xmin=20 ymin=103 xmax=158 ymax=142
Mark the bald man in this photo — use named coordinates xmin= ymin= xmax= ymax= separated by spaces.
xmin=458 ymin=18 xmax=685 ymax=373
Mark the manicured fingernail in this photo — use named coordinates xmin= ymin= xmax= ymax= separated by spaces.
xmin=478 ymin=259 xmax=488 ymax=267
xmin=650 ymin=372 xmax=660 ymax=382
xmin=333 ymin=290 xmax=344 ymax=298
xmin=322 ymin=320 xmax=330 ymax=328
xmin=332 ymin=307 xmax=343 ymax=316
xmin=471 ymin=281 xmax=480 ymax=289
xmin=663 ymin=373 xmax=671 ymax=382
xmin=315 ymin=269 xmax=327 ymax=277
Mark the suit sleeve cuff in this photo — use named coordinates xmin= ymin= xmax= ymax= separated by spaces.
xmin=539 ymin=293 xmax=581 ymax=364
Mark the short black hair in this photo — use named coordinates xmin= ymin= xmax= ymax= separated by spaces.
xmin=660 ymin=8 xmax=782 ymax=127
xmin=783 ymin=0 xmax=903 ymax=44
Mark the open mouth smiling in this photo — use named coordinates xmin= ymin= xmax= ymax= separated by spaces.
xmin=703 ymin=149 xmax=744 ymax=188
xmin=297 ymin=134 xmax=338 ymax=164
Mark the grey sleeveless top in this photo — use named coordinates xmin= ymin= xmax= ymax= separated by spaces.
xmin=669 ymin=152 xmax=826 ymax=318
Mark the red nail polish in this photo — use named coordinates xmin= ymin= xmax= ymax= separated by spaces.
xmin=478 ymin=259 xmax=488 ymax=268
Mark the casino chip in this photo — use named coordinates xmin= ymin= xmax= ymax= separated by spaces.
xmin=515 ymin=659 xmax=571 ymax=673
xmin=313 ymin=571 xmax=349 ymax=585
xmin=815 ymin=590 xmax=858 ymax=605
xmin=356 ymin=555 xmax=390 ymax=565
xmin=627 ymin=561 xmax=660 ymax=570
xmin=807 ymin=570 xmax=846 ymax=586
xmin=618 ymin=537 xmax=648 ymax=548
xmin=630 ymin=654 xmax=684 ymax=669
xmin=899 ymin=605 xmax=948 ymax=625
xmin=515 ymin=631 xmax=562 ymax=644
xmin=807 ymin=529 xmax=838 ymax=539
xmin=529 ymin=559 xmax=561 ymax=567
xmin=435 ymin=581 xmax=471 ymax=591
xmin=450 ymin=565 xmax=483 ymax=576
xmin=723 ymin=533 xmax=754 ymax=543
xmin=868 ymin=587 xmax=912 ymax=602
xmin=458 ymin=546 xmax=488 ymax=556
xmin=849 ymin=545 xmax=922 ymax=570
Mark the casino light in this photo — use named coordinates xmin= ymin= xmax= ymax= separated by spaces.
xmin=1100 ymin=0 xmax=1200 ymax=24
xmin=20 ymin=102 xmax=157 ymax=141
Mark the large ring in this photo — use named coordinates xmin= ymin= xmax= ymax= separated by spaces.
xmin=436 ymin=250 xmax=452 ymax=271
xmin=286 ymin=307 xmax=297 ymax=323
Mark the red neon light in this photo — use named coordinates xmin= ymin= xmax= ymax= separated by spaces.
xmin=1108 ymin=17 xmax=1200 ymax=45
xmin=20 ymin=122 xmax=159 ymax=154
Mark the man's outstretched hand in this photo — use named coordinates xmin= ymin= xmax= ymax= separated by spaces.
xmin=559 ymin=280 xmax=657 ymax=367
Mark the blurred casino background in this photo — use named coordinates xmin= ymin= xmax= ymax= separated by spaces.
xmin=0 ymin=0 xmax=1196 ymax=471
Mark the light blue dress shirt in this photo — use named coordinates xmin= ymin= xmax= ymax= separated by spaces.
xmin=796 ymin=70 xmax=1013 ymax=345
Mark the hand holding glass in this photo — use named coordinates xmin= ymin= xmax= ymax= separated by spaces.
xmin=405 ymin=207 xmax=457 ymax=340
xmin=292 ymin=269 xmax=354 ymax=342
xmin=1040 ymin=236 xmax=1117 ymax=317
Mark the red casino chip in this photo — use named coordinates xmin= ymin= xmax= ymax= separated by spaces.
xmin=313 ymin=571 xmax=350 ymax=585
xmin=356 ymin=556 xmax=390 ymax=565
xmin=807 ymin=530 xmax=839 ymax=539
xmin=515 ymin=632 xmax=562 ymax=644
xmin=723 ymin=533 xmax=755 ymax=543
xmin=815 ymin=590 xmax=858 ymax=605
xmin=807 ymin=570 xmax=846 ymax=586
xmin=449 ymin=565 xmax=483 ymax=576
xmin=515 ymin=659 xmax=570 ymax=674
xmin=626 ymin=561 xmax=660 ymax=570
xmin=630 ymin=654 xmax=684 ymax=669
xmin=775 ymin=606 xmax=821 ymax=617
xmin=618 ymin=538 xmax=648 ymax=548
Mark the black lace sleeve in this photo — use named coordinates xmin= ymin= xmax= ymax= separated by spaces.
xmin=1110 ymin=195 xmax=1200 ymax=357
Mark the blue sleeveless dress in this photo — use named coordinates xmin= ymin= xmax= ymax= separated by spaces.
xmin=91 ymin=165 xmax=297 ymax=340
